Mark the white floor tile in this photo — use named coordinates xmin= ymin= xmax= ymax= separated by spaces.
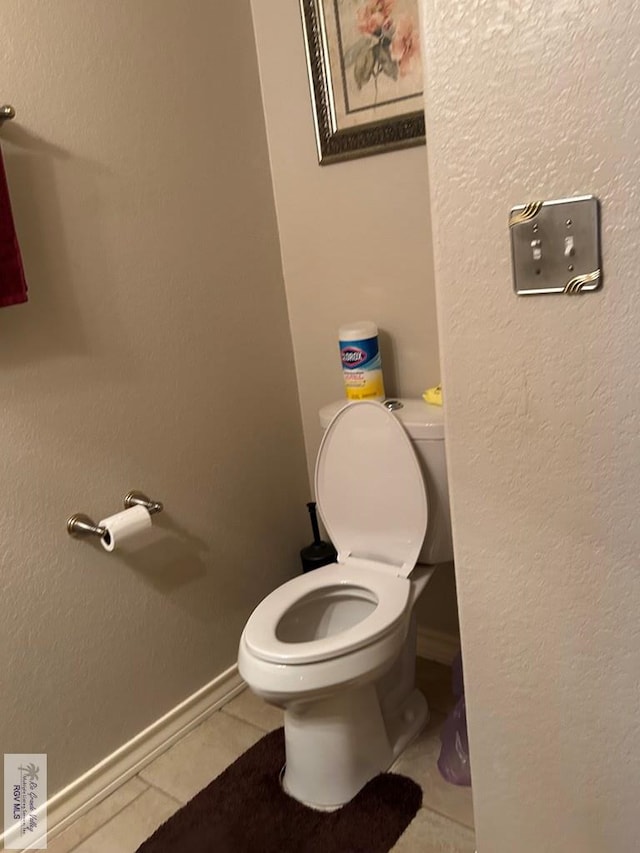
xmin=138 ymin=710 xmax=263 ymax=803
xmin=392 ymin=714 xmax=475 ymax=829
xmin=221 ymin=686 xmax=284 ymax=732
xmin=45 ymin=777 xmax=148 ymax=853
xmin=391 ymin=807 xmax=476 ymax=852
xmin=71 ymin=787 xmax=179 ymax=853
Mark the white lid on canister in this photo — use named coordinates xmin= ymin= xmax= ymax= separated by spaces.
xmin=338 ymin=320 xmax=378 ymax=341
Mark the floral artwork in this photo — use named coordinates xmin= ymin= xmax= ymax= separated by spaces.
xmin=345 ymin=0 xmax=421 ymax=105
xmin=300 ymin=0 xmax=425 ymax=163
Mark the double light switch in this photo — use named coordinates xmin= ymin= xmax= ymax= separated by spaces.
xmin=509 ymin=195 xmax=602 ymax=296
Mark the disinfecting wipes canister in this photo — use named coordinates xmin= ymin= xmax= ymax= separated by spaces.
xmin=338 ymin=321 xmax=385 ymax=400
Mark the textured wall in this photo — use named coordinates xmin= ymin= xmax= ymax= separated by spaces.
xmin=420 ymin=1 xmax=640 ymax=851
xmin=0 ymin=0 xmax=308 ymax=800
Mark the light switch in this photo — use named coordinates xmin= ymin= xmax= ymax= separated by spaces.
xmin=531 ymin=239 xmax=542 ymax=261
xmin=509 ymin=195 xmax=602 ymax=296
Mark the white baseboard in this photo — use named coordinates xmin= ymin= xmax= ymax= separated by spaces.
xmin=2 ymin=664 xmax=244 ymax=849
xmin=417 ymin=626 xmax=460 ymax=666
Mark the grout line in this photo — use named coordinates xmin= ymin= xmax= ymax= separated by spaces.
xmin=135 ymin=709 xmax=269 ymax=805
xmin=133 ymin=774 xmax=188 ymax=808
xmin=63 ymin=785 xmax=152 ymax=853
xmin=218 ymin=694 xmax=279 ymax=734
xmin=218 ymin=706 xmax=272 ymax=732
xmin=419 ymin=803 xmax=475 ymax=834
xmin=136 ymin=778 xmax=185 ymax=808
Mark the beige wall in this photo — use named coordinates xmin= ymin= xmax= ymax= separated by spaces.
xmin=249 ymin=0 xmax=441 ymax=485
xmin=1 ymin=0 xmax=308 ymax=801
xmin=421 ymin=2 xmax=640 ymax=851
xmin=249 ymin=0 xmax=457 ymax=638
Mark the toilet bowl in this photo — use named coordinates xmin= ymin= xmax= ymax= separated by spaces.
xmin=238 ymin=399 xmax=451 ymax=809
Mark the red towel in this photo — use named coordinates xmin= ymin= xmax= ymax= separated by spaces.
xmin=0 ymin=145 xmax=27 ymax=307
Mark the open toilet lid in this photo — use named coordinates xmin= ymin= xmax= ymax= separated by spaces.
xmin=315 ymin=400 xmax=428 ymax=578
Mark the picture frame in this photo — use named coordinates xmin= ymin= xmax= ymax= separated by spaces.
xmin=299 ymin=0 xmax=426 ymax=165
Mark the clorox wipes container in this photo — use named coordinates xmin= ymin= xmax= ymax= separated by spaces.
xmin=338 ymin=321 xmax=385 ymax=400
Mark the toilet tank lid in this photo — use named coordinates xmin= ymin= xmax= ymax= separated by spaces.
xmin=319 ymin=398 xmax=444 ymax=440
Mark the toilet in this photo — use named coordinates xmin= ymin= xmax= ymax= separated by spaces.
xmin=238 ymin=398 xmax=452 ymax=809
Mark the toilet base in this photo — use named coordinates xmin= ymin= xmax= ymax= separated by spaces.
xmin=281 ymin=682 xmax=428 ymax=809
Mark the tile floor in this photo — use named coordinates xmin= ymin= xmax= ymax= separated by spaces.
xmin=44 ymin=659 xmax=475 ymax=853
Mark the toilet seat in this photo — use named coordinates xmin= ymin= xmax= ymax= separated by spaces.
xmin=242 ymin=563 xmax=411 ymax=665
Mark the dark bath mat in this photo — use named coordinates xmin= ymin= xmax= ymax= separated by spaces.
xmin=137 ymin=727 xmax=422 ymax=853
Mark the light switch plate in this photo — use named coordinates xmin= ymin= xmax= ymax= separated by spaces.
xmin=509 ymin=195 xmax=602 ymax=296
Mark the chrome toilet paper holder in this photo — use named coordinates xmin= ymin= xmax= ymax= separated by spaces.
xmin=67 ymin=491 xmax=164 ymax=540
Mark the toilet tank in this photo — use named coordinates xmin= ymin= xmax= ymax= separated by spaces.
xmin=318 ymin=398 xmax=453 ymax=565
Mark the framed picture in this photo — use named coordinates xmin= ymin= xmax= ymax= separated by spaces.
xmin=300 ymin=0 xmax=425 ymax=165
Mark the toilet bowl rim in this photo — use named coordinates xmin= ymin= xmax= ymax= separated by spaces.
xmin=238 ymin=617 xmax=408 ymax=704
xmin=241 ymin=562 xmax=411 ymax=665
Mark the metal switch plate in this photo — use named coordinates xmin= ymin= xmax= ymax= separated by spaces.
xmin=509 ymin=195 xmax=602 ymax=296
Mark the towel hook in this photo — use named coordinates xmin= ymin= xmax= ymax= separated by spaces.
xmin=0 ymin=105 xmax=15 ymax=126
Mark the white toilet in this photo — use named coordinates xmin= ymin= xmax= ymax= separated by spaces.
xmin=238 ymin=398 xmax=453 ymax=809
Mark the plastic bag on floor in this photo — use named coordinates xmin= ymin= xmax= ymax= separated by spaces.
xmin=437 ymin=652 xmax=471 ymax=786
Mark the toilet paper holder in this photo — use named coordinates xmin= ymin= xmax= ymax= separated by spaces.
xmin=67 ymin=491 xmax=164 ymax=539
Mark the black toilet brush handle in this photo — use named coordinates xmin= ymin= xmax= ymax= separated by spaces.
xmin=306 ymin=502 xmax=322 ymax=546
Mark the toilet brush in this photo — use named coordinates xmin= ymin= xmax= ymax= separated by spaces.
xmin=300 ymin=502 xmax=337 ymax=573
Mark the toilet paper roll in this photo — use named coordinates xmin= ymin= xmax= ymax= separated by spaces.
xmin=99 ymin=505 xmax=152 ymax=552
